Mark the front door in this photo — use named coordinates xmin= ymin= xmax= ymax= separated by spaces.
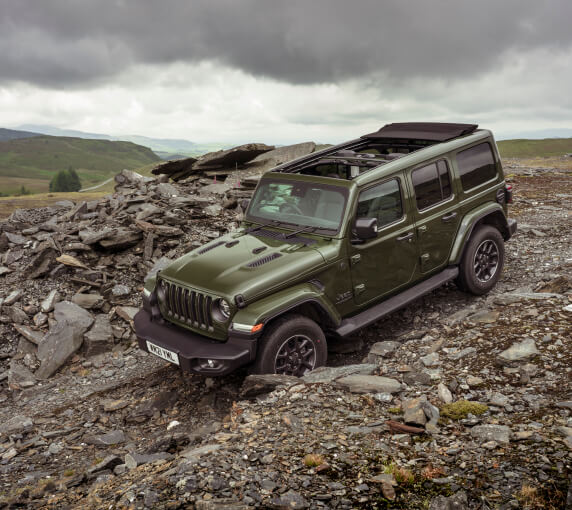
xmin=350 ymin=176 xmax=418 ymax=306
xmin=409 ymin=159 xmax=460 ymax=273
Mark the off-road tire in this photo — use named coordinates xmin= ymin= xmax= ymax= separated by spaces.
xmin=457 ymin=225 xmax=505 ymax=295
xmin=251 ymin=314 xmax=327 ymax=376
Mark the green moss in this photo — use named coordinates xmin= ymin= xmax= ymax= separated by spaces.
xmin=440 ymin=400 xmax=488 ymax=420
xmin=387 ymin=407 xmax=402 ymax=415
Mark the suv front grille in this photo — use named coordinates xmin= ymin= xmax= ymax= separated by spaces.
xmin=159 ymin=279 xmax=214 ymax=331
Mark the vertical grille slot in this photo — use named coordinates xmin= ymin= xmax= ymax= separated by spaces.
xmin=159 ymin=279 xmax=214 ymax=330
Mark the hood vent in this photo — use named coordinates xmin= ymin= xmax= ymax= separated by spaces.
xmin=251 ymin=229 xmax=316 ymax=246
xmin=197 ymin=241 xmax=225 ymax=255
xmin=247 ymin=252 xmax=282 ymax=268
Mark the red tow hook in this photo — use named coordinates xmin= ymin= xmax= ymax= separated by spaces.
xmin=505 ymin=184 xmax=513 ymax=204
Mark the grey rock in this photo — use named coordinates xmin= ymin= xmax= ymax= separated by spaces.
xmin=438 ymin=383 xmax=453 ymax=404
xmin=240 ymin=374 xmax=300 ymax=398
xmin=84 ymin=314 xmax=113 ymax=357
xmin=114 ymin=169 xmax=154 ymax=186
xmin=429 ymin=490 xmax=469 ymax=510
xmin=336 ymin=375 xmax=403 ymax=394
xmin=270 ymin=489 xmax=308 ymax=510
xmin=302 ymin=364 xmax=377 ymax=383
xmin=9 ymin=306 xmax=28 ymax=324
xmin=125 ymin=451 xmax=172 ymax=469
xmin=200 ymin=182 xmax=232 ymax=195
xmin=180 ymin=444 xmax=221 ymax=462
xmin=0 ymin=266 xmax=12 ymax=276
xmin=144 ymin=256 xmax=172 ymax=282
xmin=98 ymin=229 xmax=142 ymax=250
xmin=86 ymin=455 xmax=123 ymax=475
xmin=204 ymin=204 xmax=224 ymax=217
xmin=468 ymin=310 xmax=499 ymax=323
xmin=135 ymin=203 xmax=163 ymax=220
xmin=466 ymin=375 xmax=484 ymax=387
xmin=471 ymin=424 xmax=511 ymax=444
xmin=115 ymin=306 xmax=139 ymax=322
xmin=369 ymin=341 xmax=401 ymax=358
xmin=4 ymin=289 xmax=23 ymax=305
xmin=195 ymin=143 xmax=274 ymax=170
xmin=79 ymin=227 xmax=116 ymax=244
xmin=156 ymin=182 xmax=181 ymax=198
xmin=33 ymin=312 xmax=48 ymax=327
xmin=13 ymin=324 xmax=43 ymax=345
xmin=0 ymin=415 xmax=33 ymax=435
xmin=447 ymin=347 xmax=477 ymax=360
xmin=489 ymin=392 xmax=510 ymax=407
xmin=493 ymin=292 xmax=564 ymax=305
xmin=7 ymin=360 xmax=36 ymax=389
xmin=245 ymin=142 xmax=315 ymax=174
xmin=403 ymin=396 xmax=428 ymax=426
xmin=421 ymin=352 xmax=440 ymax=367
xmin=498 ymin=338 xmax=539 ymax=361
xmin=85 ymin=429 xmax=126 ymax=446
xmin=111 ymin=284 xmax=130 ymax=297
xmin=48 ymin=442 xmax=64 ymax=455
xmin=5 ymin=232 xmax=28 ymax=245
xmin=36 ymin=301 xmax=94 ymax=379
xmin=403 ymin=371 xmax=432 ymax=386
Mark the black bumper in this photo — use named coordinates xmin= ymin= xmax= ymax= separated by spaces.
xmin=134 ymin=309 xmax=257 ymax=376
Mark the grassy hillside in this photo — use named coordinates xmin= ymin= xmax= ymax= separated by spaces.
xmin=0 ymin=128 xmax=42 ymax=142
xmin=0 ymin=136 xmax=160 ymax=195
xmin=497 ymin=138 xmax=572 ymax=158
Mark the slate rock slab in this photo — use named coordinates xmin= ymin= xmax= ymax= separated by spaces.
xmin=498 ymin=338 xmax=539 ymax=361
xmin=336 ymin=375 xmax=403 ymax=394
xmin=36 ymin=301 xmax=94 ymax=379
xmin=471 ymin=424 xmax=511 ymax=444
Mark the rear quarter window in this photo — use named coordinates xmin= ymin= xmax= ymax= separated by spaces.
xmin=456 ymin=142 xmax=497 ymax=191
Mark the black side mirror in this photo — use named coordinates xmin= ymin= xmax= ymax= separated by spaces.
xmin=240 ymin=199 xmax=251 ymax=211
xmin=355 ymin=217 xmax=377 ymax=240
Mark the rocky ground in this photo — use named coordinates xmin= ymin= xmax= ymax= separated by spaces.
xmin=0 ymin=156 xmax=570 ymax=509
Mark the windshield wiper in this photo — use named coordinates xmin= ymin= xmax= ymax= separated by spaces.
xmin=285 ymin=225 xmax=319 ymax=238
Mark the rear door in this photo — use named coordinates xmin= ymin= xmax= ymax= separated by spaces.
xmin=408 ymin=159 xmax=460 ymax=273
xmin=349 ymin=176 xmax=418 ymax=306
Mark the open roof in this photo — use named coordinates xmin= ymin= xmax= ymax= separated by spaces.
xmin=362 ymin=122 xmax=478 ymax=142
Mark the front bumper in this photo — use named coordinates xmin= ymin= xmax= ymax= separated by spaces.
xmin=134 ymin=308 xmax=257 ymax=376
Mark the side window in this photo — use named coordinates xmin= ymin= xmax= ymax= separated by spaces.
xmin=412 ymin=160 xmax=452 ymax=210
xmin=457 ymin=142 xmax=497 ymax=190
xmin=357 ymin=179 xmax=403 ymax=228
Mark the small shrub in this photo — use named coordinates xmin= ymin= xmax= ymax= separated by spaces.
xmin=303 ymin=453 xmax=325 ymax=467
xmin=440 ymin=400 xmax=488 ymax=420
xmin=383 ymin=462 xmax=414 ymax=485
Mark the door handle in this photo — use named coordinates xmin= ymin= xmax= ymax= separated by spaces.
xmin=442 ymin=212 xmax=458 ymax=222
xmin=397 ymin=232 xmax=414 ymax=242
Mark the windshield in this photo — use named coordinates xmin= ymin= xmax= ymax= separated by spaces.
xmin=246 ymin=178 xmax=348 ymax=234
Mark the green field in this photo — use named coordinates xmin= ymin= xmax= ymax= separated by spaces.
xmin=497 ymin=138 xmax=572 ymax=158
xmin=0 ymin=135 xmax=160 ymax=195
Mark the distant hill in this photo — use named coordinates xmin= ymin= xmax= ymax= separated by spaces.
xmin=0 ymin=135 xmax=160 ymax=195
xmin=0 ymin=128 xmax=42 ymax=142
xmin=18 ymin=124 xmax=226 ymax=158
xmin=497 ymin=137 xmax=572 ymax=158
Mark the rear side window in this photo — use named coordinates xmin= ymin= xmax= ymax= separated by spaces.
xmin=457 ymin=143 xmax=497 ymax=190
xmin=412 ymin=160 xmax=452 ymax=210
xmin=357 ymin=179 xmax=403 ymax=228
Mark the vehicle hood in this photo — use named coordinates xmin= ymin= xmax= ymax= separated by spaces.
xmin=158 ymin=231 xmax=328 ymax=302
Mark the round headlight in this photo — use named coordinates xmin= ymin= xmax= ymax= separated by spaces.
xmin=218 ymin=299 xmax=231 ymax=319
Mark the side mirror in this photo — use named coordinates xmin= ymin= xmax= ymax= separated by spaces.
xmin=355 ymin=217 xmax=377 ymax=239
xmin=240 ymin=199 xmax=251 ymax=211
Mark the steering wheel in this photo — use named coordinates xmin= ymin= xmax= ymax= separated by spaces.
xmin=280 ymin=203 xmax=303 ymax=215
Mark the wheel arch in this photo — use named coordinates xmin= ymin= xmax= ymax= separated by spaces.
xmin=449 ymin=204 xmax=509 ymax=265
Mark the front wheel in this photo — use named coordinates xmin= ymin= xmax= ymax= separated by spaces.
xmin=457 ymin=225 xmax=505 ymax=295
xmin=251 ymin=315 xmax=327 ymax=376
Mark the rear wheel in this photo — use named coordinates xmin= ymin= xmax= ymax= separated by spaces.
xmin=457 ymin=225 xmax=505 ymax=295
xmin=251 ymin=315 xmax=327 ymax=376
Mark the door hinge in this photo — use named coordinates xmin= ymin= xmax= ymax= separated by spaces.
xmin=420 ymin=253 xmax=430 ymax=263
xmin=350 ymin=254 xmax=361 ymax=266
xmin=354 ymin=283 xmax=366 ymax=295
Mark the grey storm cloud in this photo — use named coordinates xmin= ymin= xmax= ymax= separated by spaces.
xmin=1 ymin=0 xmax=571 ymax=88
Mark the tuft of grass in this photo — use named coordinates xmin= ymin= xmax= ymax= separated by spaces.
xmin=440 ymin=400 xmax=488 ymax=420
xmin=63 ymin=470 xmax=74 ymax=477
xmin=303 ymin=453 xmax=325 ymax=468
xmin=383 ymin=462 xmax=415 ymax=485
xmin=516 ymin=484 xmax=544 ymax=508
xmin=387 ymin=407 xmax=402 ymax=414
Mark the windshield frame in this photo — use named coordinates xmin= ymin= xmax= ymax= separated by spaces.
xmin=245 ymin=176 xmax=350 ymax=236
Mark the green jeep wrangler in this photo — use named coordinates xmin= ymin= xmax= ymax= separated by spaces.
xmin=135 ymin=122 xmax=516 ymax=377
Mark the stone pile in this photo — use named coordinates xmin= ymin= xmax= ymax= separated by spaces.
xmin=0 ymin=161 xmax=570 ymax=508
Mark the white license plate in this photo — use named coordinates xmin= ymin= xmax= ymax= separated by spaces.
xmin=146 ymin=341 xmax=180 ymax=366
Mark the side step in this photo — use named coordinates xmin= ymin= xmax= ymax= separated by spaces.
xmin=335 ymin=267 xmax=459 ymax=337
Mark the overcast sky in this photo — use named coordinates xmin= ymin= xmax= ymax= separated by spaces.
xmin=1 ymin=0 xmax=571 ymax=144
